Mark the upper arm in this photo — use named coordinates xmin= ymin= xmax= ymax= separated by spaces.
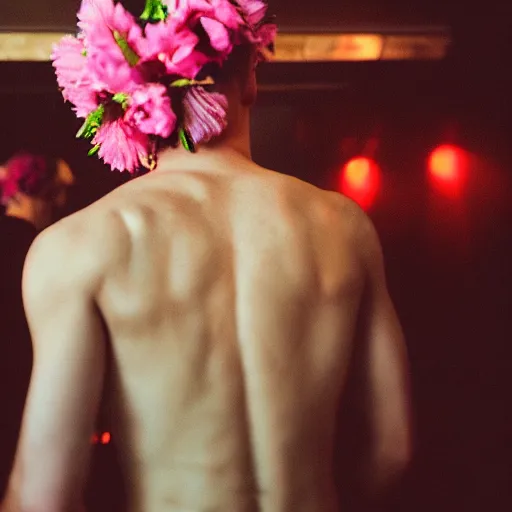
xmin=357 ymin=214 xmax=412 ymax=470
xmin=4 ymin=222 xmax=107 ymax=511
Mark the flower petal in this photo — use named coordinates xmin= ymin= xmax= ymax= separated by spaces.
xmin=183 ymin=87 xmax=228 ymax=145
xmin=51 ymin=36 xmax=98 ymax=118
xmin=93 ymin=119 xmax=149 ymax=173
xmin=236 ymin=0 xmax=267 ymax=26
xmin=125 ymin=84 xmax=177 ymax=138
xmin=77 ymin=0 xmax=144 ymax=93
xmin=200 ymin=17 xmax=232 ymax=52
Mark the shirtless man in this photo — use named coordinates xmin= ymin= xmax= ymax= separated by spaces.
xmin=2 ymin=1 xmax=411 ymax=510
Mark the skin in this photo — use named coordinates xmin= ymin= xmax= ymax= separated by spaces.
xmin=2 ymin=53 xmax=411 ymax=512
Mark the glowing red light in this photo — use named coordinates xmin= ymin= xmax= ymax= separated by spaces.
xmin=101 ymin=432 xmax=111 ymax=445
xmin=428 ymin=145 xmax=467 ymax=195
xmin=339 ymin=157 xmax=381 ymax=210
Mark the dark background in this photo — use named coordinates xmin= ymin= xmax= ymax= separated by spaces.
xmin=1 ymin=1 xmax=511 ymax=511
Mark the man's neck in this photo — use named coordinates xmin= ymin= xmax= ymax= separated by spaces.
xmin=157 ymin=107 xmax=252 ymax=173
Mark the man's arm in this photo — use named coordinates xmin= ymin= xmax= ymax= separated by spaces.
xmin=337 ymin=211 xmax=412 ymax=510
xmin=358 ymin=216 xmax=412 ymax=493
xmin=2 ymin=222 xmax=106 ymax=512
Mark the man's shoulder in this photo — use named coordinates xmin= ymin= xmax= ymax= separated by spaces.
xmin=24 ymin=203 xmax=127 ymax=293
xmin=279 ymin=177 xmax=371 ymax=232
xmin=35 ymin=199 xmax=119 ymax=247
xmin=322 ymin=194 xmax=383 ymax=269
xmin=301 ymin=187 xmax=381 ymax=261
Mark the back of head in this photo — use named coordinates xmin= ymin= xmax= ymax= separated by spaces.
xmin=51 ymin=0 xmax=277 ymax=173
xmin=0 ymin=153 xmax=58 ymax=205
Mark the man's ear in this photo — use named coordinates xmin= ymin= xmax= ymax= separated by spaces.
xmin=240 ymin=47 xmax=258 ymax=107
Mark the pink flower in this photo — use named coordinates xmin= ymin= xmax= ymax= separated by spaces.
xmin=165 ymin=0 xmax=203 ymax=20
xmin=142 ymin=19 xmax=209 ymax=78
xmin=236 ymin=0 xmax=267 ymax=26
xmin=77 ymin=0 xmax=144 ymax=93
xmin=78 ymin=0 xmax=143 ymax=53
xmin=87 ymin=50 xmax=142 ymax=93
xmin=200 ymin=17 xmax=231 ymax=52
xmin=252 ymin=22 xmax=277 ymax=49
xmin=164 ymin=0 xmax=243 ymax=61
xmin=236 ymin=0 xmax=276 ymax=53
xmin=93 ymin=119 xmax=149 ymax=173
xmin=183 ymin=86 xmax=228 ymax=145
xmin=207 ymin=0 xmax=244 ymax=30
xmin=125 ymin=84 xmax=177 ymax=138
xmin=51 ymin=36 xmax=98 ymax=118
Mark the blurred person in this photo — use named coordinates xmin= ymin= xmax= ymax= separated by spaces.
xmin=0 ymin=154 xmax=74 ymax=229
xmin=3 ymin=1 xmax=411 ymax=511
xmin=0 ymin=153 xmax=74 ymax=499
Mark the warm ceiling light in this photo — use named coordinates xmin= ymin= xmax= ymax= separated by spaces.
xmin=339 ymin=157 xmax=381 ymax=210
xmin=0 ymin=32 xmax=451 ymax=62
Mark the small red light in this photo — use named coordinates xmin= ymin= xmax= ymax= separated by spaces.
xmin=428 ymin=145 xmax=467 ymax=195
xmin=339 ymin=157 xmax=381 ymax=210
xmin=101 ymin=432 xmax=111 ymax=445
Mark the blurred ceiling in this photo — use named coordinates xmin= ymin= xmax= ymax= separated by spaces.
xmin=270 ymin=0 xmax=445 ymax=31
xmin=0 ymin=0 xmax=446 ymax=32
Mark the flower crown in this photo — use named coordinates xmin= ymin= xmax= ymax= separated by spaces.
xmin=52 ymin=0 xmax=276 ymax=173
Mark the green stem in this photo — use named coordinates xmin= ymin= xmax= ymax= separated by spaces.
xmin=113 ymin=31 xmax=140 ymax=67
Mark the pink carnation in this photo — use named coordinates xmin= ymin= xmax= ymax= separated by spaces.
xmin=78 ymin=0 xmax=143 ymax=53
xmin=164 ymin=0 xmax=208 ymax=22
xmin=125 ymin=84 xmax=177 ymax=138
xmin=183 ymin=86 xmax=228 ymax=145
xmin=207 ymin=0 xmax=244 ymax=31
xmin=236 ymin=0 xmax=267 ymax=26
xmin=93 ymin=119 xmax=149 ymax=173
xmin=87 ymin=50 xmax=142 ymax=94
xmin=237 ymin=0 xmax=276 ymax=53
xmin=51 ymin=36 xmax=98 ymax=118
xmin=77 ymin=0 xmax=144 ymax=93
xmin=142 ymin=19 xmax=209 ymax=78
xmin=164 ymin=0 xmax=243 ymax=62
xmin=200 ymin=17 xmax=231 ymax=52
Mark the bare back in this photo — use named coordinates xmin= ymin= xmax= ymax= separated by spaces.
xmin=89 ymin=163 xmax=366 ymax=512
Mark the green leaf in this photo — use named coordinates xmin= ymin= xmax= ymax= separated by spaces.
xmin=88 ymin=144 xmax=101 ymax=157
xmin=179 ymin=128 xmax=195 ymax=153
xmin=170 ymin=78 xmax=193 ymax=88
xmin=113 ymin=31 xmax=140 ymax=67
xmin=76 ymin=105 xmax=105 ymax=140
xmin=112 ymin=93 xmax=129 ymax=110
xmin=140 ymin=0 xmax=168 ymax=23
xmin=170 ymin=77 xmax=215 ymax=88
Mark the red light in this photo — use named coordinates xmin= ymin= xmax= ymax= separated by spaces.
xmin=101 ymin=432 xmax=111 ymax=445
xmin=428 ymin=145 xmax=467 ymax=195
xmin=339 ymin=157 xmax=381 ymax=210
